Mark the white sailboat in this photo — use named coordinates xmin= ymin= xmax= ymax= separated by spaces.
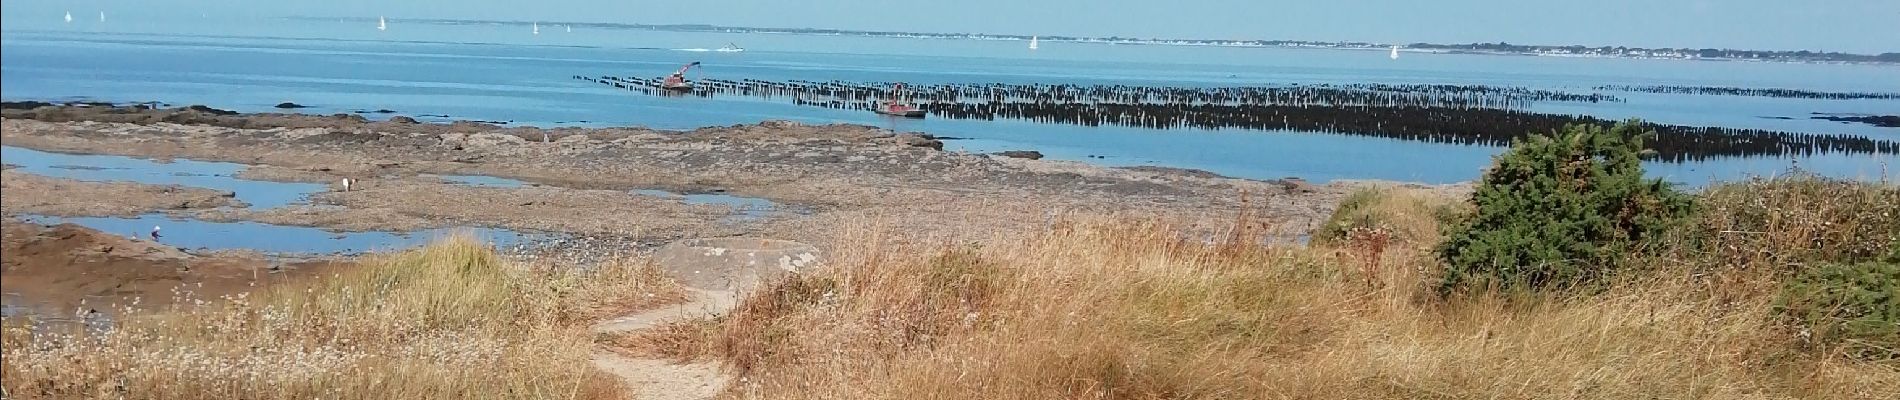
xmin=1029 ymin=35 xmax=1039 ymax=50
xmin=1389 ymin=45 xmax=1400 ymax=60
xmin=565 ymin=24 xmax=571 ymax=33
xmin=716 ymin=42 xmax=745 ymax=52
xmin=99 ymin=11 xmax=106 ymax=22
xmin=532 ymin=22 xmax=540 ymax=35
xmin=64 ymin=11 xmax=73 ymax=23
xmin=378 ymin=16 xmax=387 ymax=31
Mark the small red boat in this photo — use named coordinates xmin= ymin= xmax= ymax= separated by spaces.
xmin=875 ymin=83 xmax=927 ymax=118
xmin=661 ymin=61 xmax=699 ymax=92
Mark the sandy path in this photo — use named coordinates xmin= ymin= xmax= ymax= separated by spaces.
xmin=592 ymin=288 xmax=739 ymax=400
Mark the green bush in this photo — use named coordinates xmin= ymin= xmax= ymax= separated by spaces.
xmin=1436 ymin=122 xmax=1694 ymax=294
xmin=1773 ymin=260 xmax=1900 ymax=361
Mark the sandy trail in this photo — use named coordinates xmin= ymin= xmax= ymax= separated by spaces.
xmin=592 ymin=288 xmax=738 ymax=400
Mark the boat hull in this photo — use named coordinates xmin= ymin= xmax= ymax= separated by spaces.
xmin=875 ymin=109 xmax=927 ymax=118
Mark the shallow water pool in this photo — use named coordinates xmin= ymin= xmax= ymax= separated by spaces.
xmin=18 ymin=214 xmax=539 ymax=255
xmin=2 ymin=146 xmax=326 ymax=208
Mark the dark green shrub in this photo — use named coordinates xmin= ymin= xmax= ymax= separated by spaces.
xmin=1773 ymin=260 xmax=1900 ymax=361
xmin=1436 ymin=122 xmax=1694 ymax=294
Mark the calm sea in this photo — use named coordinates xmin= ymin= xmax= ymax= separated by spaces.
xmin=4 ymin=18 xmax=1897 ymax=184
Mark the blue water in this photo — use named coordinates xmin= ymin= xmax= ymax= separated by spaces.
xmin=2 ymin=146 xmax=325 ymax=208
xmin=3 ymin=20 xmax=1896 ymax=184
xmin=16 ymin=214 xmax=535 ymax=254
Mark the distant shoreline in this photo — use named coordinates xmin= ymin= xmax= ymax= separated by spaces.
xmin=287 ymin=16 xmax=1900 ymax=66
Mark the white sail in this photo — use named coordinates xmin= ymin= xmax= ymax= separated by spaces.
xmin=378 ymin=16 xmax=387 ymax=31
xmin=65 ymin=12 xmax=73 ymax=23
xmin=99 ymin=11 xmax=106 ymax=22
xmin=1389 ymin=45 xmax=1400 ymax=60
xmin=532 ymin=22 xmax=540 ymax=35
xmin=1029 ymin=35 xmax=1039 ymax=50
xmin=565 ymin=24 xmax=571 ymax=33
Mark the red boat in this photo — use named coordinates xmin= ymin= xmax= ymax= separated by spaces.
xmin=661 ymin=62 xmax=699 ymax=92
xmin=875 ymin=83 xmax=927 ymax=118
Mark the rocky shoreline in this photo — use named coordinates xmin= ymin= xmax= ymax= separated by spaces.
xmin=0 ymin=102 xmax=1465 ymax=323
xmin=1 ymin=103 xmax=1468 ymax=263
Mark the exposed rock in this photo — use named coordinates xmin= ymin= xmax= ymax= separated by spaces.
xmin=759 ymin=120 xmax=802 ymax=129
xmin=1277 ymin=177 xmax=1318 ymax=194
xmin=388 ymin=116 xmax=420 ymax=124
xmin=1810 ymin=114 xmax=1900 ymax=128
xmin=447 ymin=132 xmax=528 ymax=147
xmin=274 ymin=102 xmax=309 ymax=109
xmin=1 ymin=101 xmax=55 ymax=110
xmin=0 ymin=108 xmax=1387 ymax=256
xmin=894 ymin=134 xmax=944 ymax=151
xmin=1123 ymin=165 xmax=1228 ymax=179
xmin=995 ymin=150 xmax=1044 ymax=160
xmin=184 ymin=105 xmax=238 ymax=115
xmin=450 ymin=121 xmax=504 ymax=130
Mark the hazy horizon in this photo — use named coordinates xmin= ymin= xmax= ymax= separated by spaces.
xmin=4 ymin=0 xmax=1898 ymax=53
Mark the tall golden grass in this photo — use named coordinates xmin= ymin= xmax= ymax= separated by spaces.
xmin=2 ymin=235 xmax=685 ymax=400
xmin=7 ymin=176 xmax=1893 ymax=399
xmin=1689 ymin=173 xmax=1899 ymax=271
xmin=625 ymin=183 xmax=1899 ymax=399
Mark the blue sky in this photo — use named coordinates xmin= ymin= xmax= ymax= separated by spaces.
xmin=6 ymin=0 xmax=1897 ymax=53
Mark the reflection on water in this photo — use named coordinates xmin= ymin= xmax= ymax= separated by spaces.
xmin=18 ymin=214 xmax=537 ymax=255
xmin=3 ymin=146 xmax=326 ymax=208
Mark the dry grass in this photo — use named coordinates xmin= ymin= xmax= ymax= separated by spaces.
xmin=1690 ymin=173 xmax=1899 ymax=269
xmin=1 ymin=235 xmax=686 ymax=400
xmin=1312 ymin=186 xmax=1460 ymax=248
xmin=9 ymin=178 xmax=1893 ymax=399
xmin=625 ymin=187 xmax=1899 ymax=399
